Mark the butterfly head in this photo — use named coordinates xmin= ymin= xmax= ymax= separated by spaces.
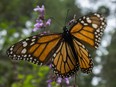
xmin=63 ymin=26 xmax=68 ymax=31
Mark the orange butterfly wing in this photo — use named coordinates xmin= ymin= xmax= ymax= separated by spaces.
xmin=70 ymin=13 xmax=106 ymax=48
xmin=52 ymin=37 xmax=93 ymax=78
xmin=52 ymin=40 xmax=79 ymax=78
xmin=7 ymin=34 xmax=62 ymax=65
xmin=73 ymin=38 xmax=93 ymax=73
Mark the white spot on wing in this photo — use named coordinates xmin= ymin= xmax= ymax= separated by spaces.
xmin=22 ymin=41 xmax=28 ymax=47
xmin=32 ymin=39 xmax=36 ymax=41
xmin=21 ymin=48 xmax=27 ymax=54
xmin=30 ymin=42 xmax=35 ymax=46
xmin=53 ymin=53 xmax=56 ymax=57
xmin=92 ymin=24 xmax=98 ymax=28
xmin=86 ymin=17 xmax=92 ymax=23
xmin=10 ymin=47 xmax=13 ymax=51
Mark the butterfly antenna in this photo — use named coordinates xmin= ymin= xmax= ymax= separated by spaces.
xmin=64 ymin=9 xmax=70 ymax=25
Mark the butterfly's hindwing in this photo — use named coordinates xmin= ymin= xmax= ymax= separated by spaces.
xmin=52 ymin=41 xmax=79 ymax=78
xmin=73 ymin=38 xmax=93 ymax=73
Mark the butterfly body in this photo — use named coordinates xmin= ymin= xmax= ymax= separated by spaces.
xmin=7 ymin=13 xmax=106 ymax=78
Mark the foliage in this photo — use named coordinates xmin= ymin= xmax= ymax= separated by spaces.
xmin=100 ymin=31 xmax=116 ymax=87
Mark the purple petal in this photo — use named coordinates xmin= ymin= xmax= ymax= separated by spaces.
xmin=34 ymin=22 xmax=43 ymax=28
xmin=34 ymin=19 xmax=44 ymax=27
xmin=47 ymin=83 xmax=52 ymax=87
xmin=49 ymin=64 xmax=52 ymax=68
xmin=33 ymin=27 xmax=40 ymax=32
xmin=47 ymin=79 xmax=52 ymax=83
xmin=36 ymin=19 xmax=43 ymax=23
xmin=33 ymin=21 xmax=44 ymax=32
xmin=46 ymin=19 xmax=51 ymax=26
xmin=33 ymin=6 xmax=40 ymax=11
xmin=39 ymin=5 xmax=45 ymax=13
xmin=65 ymin=78 xmax=70 ymax=85
xmin=57 ymin=77 xmax=62 ymax=84
xmin=34 ymin=5 xmax=45 ymax=13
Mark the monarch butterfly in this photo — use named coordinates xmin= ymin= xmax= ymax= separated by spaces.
xmin=7 ymin=13 xmax=106 ymax=78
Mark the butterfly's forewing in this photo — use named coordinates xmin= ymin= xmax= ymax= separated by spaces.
xmin=70 ymin=13 xmax=106 ymax=48
xmin=7 ymin=34 xmax=62 ymax=65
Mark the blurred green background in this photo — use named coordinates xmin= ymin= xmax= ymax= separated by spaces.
xmin=0 ymin=0 xmax=116 ymax=87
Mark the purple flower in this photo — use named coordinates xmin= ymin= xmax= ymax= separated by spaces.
xmin=46 ymin=19 xmax=51 ymax=26
xmin=57 ymin=77 xmax=62 ymax=84
xmin=65 ymin=78 xmax=70 ymax=85
xmin=33 ymin=27 xmax=38 ymax=32
xmin=33 ymin=5 xmax=51 ymax=33
xmin=34 ymin=5 xmax=45 ymax=13
xmin=47 ymin=79 xmax=52 ymax=87
xmin=56 ymin=77 xmax=70 ymax=85
xmin=34 ymin=20 xmax=43 ymax=27
xmin=33 ymin=20 xmax=44 ymax=31
xmin=49 ymin=64 xmax=52 ymax=68
xmin=47 ymin=83 xmax=52 ymax=87
xmin=47 ymin=79 xmax=52 ymax=83
xmin=34 ymin=5 xmax=45 ymax=19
